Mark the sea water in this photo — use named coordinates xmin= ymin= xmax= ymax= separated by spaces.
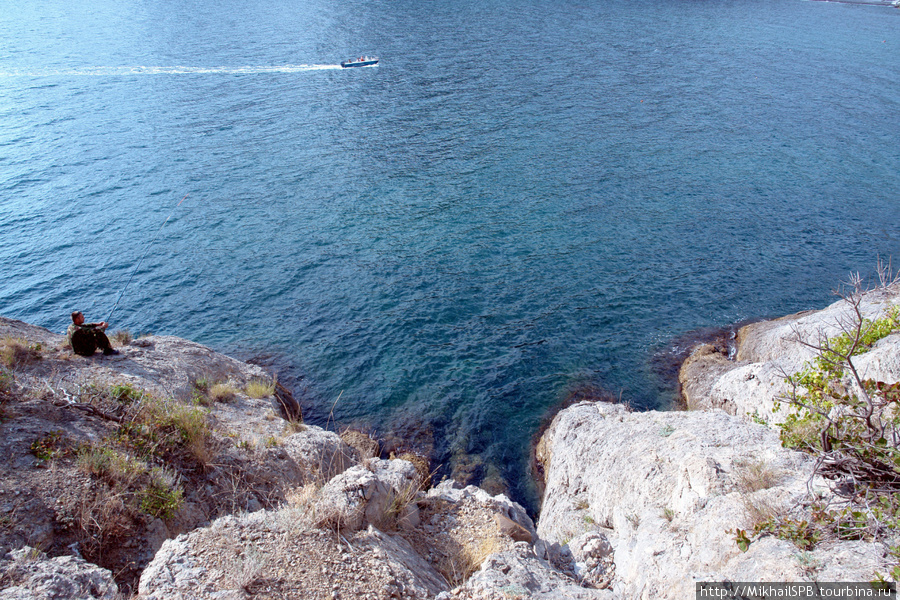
xmin=1 ymin=0 xmax=898 ymax=510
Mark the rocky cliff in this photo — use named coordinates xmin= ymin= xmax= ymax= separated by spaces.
xmin=680 ymin=284 xmax=900 ymax=422
xmin=535 ymin=283 xmax=900 ymax=599
xmin=2 ymin=282 xmax=898 ymax=600
xmin=0 ymin=317 xmax=589 ymax=599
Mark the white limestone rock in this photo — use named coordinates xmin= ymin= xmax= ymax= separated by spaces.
xmin=280 ymin=425 xmax=360 ymax=483
xmin=461 ymin=542 xmax=615 ymax=600
xmin=0 ymin=546 xmax=119 ymax=600
xmin=681 ymin=285 xmax=900 ymax=424
xmin=315 ymin=457 xmax=421 ymax=531
xmin=535 ymin=402 xmax=888 ymax=599
xmin=427 ymin=479 xmax=536 ymax=541
xmin=138 ymin=494 xmax=449 ymax=600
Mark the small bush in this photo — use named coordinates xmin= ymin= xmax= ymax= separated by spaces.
xmin=754 ymin=517 xmax=821 ymax=551
xmin=110 ymin=330 xmax=132 ymax=346
xmin=76 ymin=444 xmax=146 ymax=485
xmin=118 ymin=396 xmax=213 ymax=466
xmin=744 ymin=276 xmax=900 ymax=558
xmin=109 ymin=383 xmax=142 ymax=403
xmin=0 ymin=368 xmax=11 ymax=393
xmin=30 ymin=431 xmax=69 ymax=461
xmin=71 ymin=490 xmax=133 ymax=564
xmin=139 ymin=467 xmax=183 ymax=519
xmin=0 ymin=338 xmax=41 ymax=367
xmin=245 ymin=377 xmax=275 ymax=399
xmin=166 ymin=403 xmax=213 ymax=465
xmin=192 ymin=376 xmax=211 ymax=393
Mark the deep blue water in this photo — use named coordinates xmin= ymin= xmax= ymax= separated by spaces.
xmin=1 ymin=0 xmax=899 ymax=510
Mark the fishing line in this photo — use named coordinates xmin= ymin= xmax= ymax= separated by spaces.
xmin=106 ymin=194 xmax=189 ymax=323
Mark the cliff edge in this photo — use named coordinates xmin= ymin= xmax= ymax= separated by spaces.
xmin=535 ymin=283 xmax=900 ymax=598
xmin=0 ymin=317 xmax=596 ymax=600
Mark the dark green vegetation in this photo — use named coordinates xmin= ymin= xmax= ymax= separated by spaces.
xmin=743 ymin=282 xmax=900 ymax=580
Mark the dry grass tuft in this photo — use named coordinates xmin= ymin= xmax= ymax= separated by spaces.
xmin=735 ymin=459 xmax=782 ymax=493
xmin=0 ymin=369 xmax=13 ymax=421
xmin=437 ymin=530 xmax=505 ymax=587
xmin=394 ymin=451 xmax=432 ymax=488
xmin=209 ymin=382 xmax=238 ymax=403
xmin=110 ymin=330 xmax=133 ymax=346
xmin=742 ymin=494 xmax=782 ymax=530
xmin=245 ymin=377 xmax=275 ymax=399
xmin=279 ymin=484 xmax=322 ymax=530
xmin=374 ymin=482 xmax=421 ymax=532
xmin=62 ymin=472 xmax=146 ymax=570
xmin=283 ymin=420 xmax=307 ymax=434
xmin=120 ymin=395 xmax=215 ymax=468
xmin=340 ymin=429 xmax=379 ymax=460
xmin=76 ymin=444 xmax=146 ymax=486
xmin=0 ymin=337 xmax=42 ymax=368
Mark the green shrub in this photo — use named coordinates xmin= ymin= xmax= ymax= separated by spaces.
xmin=753 ymin=517 xmax=820 ymax=551
xmin=192 ymin=376 xmax=211 ymax=393
xmin=755 ymin=288 xmax=900 ymax=558
xmin=0 ymin=368 xmax=11 ymax=393
xmin=109 ymin=383 xmax=142 ymax=403
xmin=117 ymin=396 xmax=213 ymax=466
xmin=76 ymin=444 xmax=146 ymax=485
xmin=30 ymin=431 xmax=68 ymax=461
xmin=138 ymin=467 xmax=183 ymax=519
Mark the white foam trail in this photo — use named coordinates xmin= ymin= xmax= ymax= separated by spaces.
xmin=0 ymin=64 xmax=347 ymax=77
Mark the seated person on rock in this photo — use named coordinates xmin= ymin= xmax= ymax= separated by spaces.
xmin=67 ymin=311 xmax=118 ymax=356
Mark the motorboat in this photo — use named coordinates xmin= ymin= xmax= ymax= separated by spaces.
xmin=341 ymin=56 xmax=379 ymax=68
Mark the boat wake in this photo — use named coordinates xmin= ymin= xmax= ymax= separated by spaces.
xmin=0 ymin=64 xmax=344 ymax=77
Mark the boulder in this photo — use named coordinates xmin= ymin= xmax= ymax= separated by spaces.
xmin=0 ymin=546 xmax=119 ymax=600
xmin=138 ymin=480 xmax=450 ymax=600
xmin=280 ymin=426 xmax=360 ymax=483
xmin=458 ymin=542 xmax=614 ymax=600
xmin=427 ymin=480 xmax=536 ymax=542
xmin=314 ymin=458 xmax=421 ymax=531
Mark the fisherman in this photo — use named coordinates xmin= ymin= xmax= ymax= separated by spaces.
xmin=67 ymin=311 xmax=118 ymax=356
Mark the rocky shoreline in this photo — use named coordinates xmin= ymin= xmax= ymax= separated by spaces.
xmin=2 ymin=282 xmax=899 ymax=599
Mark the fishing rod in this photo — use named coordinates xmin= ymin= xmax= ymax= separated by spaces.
xmin=105 ymin=194 xmax=189 ymax=324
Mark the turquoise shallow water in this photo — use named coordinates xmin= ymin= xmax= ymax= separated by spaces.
xmin=1 ymin=0 xmax=899 ymax=509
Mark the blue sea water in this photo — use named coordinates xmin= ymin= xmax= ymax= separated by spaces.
xmin=1 ymin=0 xmax=899 ymax=510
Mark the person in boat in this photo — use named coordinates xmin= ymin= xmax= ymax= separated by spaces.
xmin=67 ymin=311 xmax=118 ymax=356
